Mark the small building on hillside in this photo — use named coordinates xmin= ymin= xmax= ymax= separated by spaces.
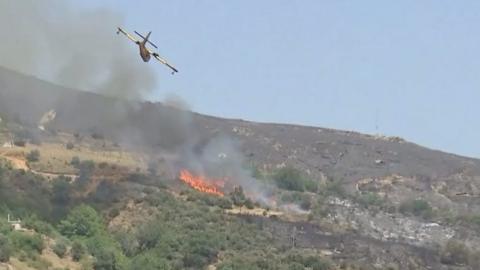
xmin=7 ymin=214 xmax=23 ymax=231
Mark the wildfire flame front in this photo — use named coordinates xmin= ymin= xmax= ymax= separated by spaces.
xmin=179 ymin=169 xmax=224 ymax=197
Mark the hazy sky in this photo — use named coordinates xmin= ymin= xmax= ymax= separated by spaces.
xmin=75 ymin=1 xmax=479 ymax=158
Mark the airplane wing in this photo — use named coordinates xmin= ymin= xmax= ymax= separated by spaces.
xmin=148 ymin=49 xmax=179 ymax=74
xmin=116 ymin=27 xmax=140 ymax=44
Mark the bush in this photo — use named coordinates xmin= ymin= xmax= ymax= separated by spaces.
xmin=13 ymin=140 xmax=26 ymax=147
xmin=108 ymin=208 xmax=120 ymax=219
xmin=91 ymin=132 xmax=104 ymax=140
xmin=59 ymin=205 xmax=104 ymax=238
xmin=229 ymin=186 xmax=247 ymax=207
xmin=299 ymin=196 xmax=312 ymax=211
xmin=244 ymin=199 xmax=255 ymax=209
xmin=274 ymin=166 xmax=306 ymax=191
xmin=312 ymin=260 xmax=333 ymax=270
xmin=440 ymin=240 xmax=470 ymax=266
xmin=273 ymin=166 xmax=317 ymax=192
xmin=26 ymin=150 xmax=40 ymax=162
xmin=130 ymin=252 xmax=170 ymax=270
xmin=71 ymin=241 xmax=85 ymax=261
xmin=0 ymin=234 xmax=11 ymax=262
xmin=66 ymin=142 xmax=74 ymax=150
xmin=52 ymin=241 xmax=67 ymax=258
xmin=399 ymin=199 xmax=433 ymax=219
xmin=93 ymin=249 xmax=117 ymax=270
xmin=356 ymin=192 xmax=384 ymax=209
xmin=23 ymin=215 xmax=54 ymax=236
xmin=10 ymin=232 xmax=45 ymax=254
xmin=70 ymin=156 xmax=81 ymax=167
xmin=303 ymin=256 xmax=328 ymax=268
xmin=77 ymin=160 xmax=95 ymax=186
xmin=98 ymin=162 xmax=108 ymax=169
xmin=52 ymin=178 xmax=72 ymax=205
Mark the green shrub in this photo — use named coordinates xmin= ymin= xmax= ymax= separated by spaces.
xmin=93 ymin=249 xmax=117 ymax=270
xmin=52 ymin=241 xmax=67 ymax=258
xmin=299 ymin=196 xmax=312 ymax=211
xmin=285 ymin=253 xmax=333 ymax=270
xmin=76 ymin=160 xmax=95 ymax=186
xmin=244 ymin=199 xmax=255 ymax=209
xmin=66 ymin=142 xmax=74 ymax=150
xmin=10 ymin=231 xmax=44 ymax=254
xmin=24 ymin=215 xmax=54 ymax=236
xmin=457 ymin=214 xmax=480 ymax=230
xmin=26 ymin=150 xmax=40 ymax=162
xmin=440 ymin=240 xmax=470 ymax=266
xmin=399 ymin=199 xmax=433 ymax=219
xmin=13 ymin=140 xmax=26 ymax=147
xmin=52 ymin=178 xmax=72 ymax=205
xmin=274 ymin=166 xmax=306 ymax=192
xmin=312 ymin=260 xmax=333 ymax=270
xmin=273 ymin=166 xmax=318 ymax=193
xmin=58 ymin=205 xmax=103 ymax=238
xmin=70 ymin=156 xmax=80 ymax=167
xmin=356 ymin=192 xmax=384 ymax=209
xmin=98 ymin=162 xmax=108 ymax=169
xmin=130 ymin=252 xmax=171 ymax=270
xmin=71 ymin=241 xmax=85 ymax=261
xmin=25 ymin=255 xmax=52 ymax=270
xmin=0 ymin=234 xmax=11 ymax=262
xmin=229 ymin=186 xmax=247 ymax=207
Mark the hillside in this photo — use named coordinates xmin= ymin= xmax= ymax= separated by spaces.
xmin=1 ymin=66 xmax=480 ymax=269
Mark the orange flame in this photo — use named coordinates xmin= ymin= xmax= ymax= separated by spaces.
xmin=179 ymin=169 xmax=224 ymax=197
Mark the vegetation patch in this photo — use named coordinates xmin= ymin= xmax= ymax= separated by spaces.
xmin=273 ymin=166 xmax=318 ymax=193
xmin=398 ymin=199 xmax=434 ymax=219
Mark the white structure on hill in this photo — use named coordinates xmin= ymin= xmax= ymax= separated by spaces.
xmin=7 ymin=214 xmax=22 ymax=231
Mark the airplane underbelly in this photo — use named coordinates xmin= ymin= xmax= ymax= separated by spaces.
xmin=139 ymin=48 xmax=150 ymax=62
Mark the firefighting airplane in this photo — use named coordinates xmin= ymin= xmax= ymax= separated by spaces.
xmin=116 ymin=27 xmax=178 ymax=74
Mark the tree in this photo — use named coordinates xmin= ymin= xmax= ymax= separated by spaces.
xmin=77 ymin=160 xmax=95 ymax=186
xmin=52 ymin=177 xmax=72 ymax=205
xmin=59 ymin=205 xmax=104 ymax=238
xmin=229 ymin=186 xmax=246 ymax=207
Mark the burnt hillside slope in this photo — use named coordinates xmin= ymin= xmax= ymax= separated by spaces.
xmin=1 ymin=66 xmax=479 ymax=187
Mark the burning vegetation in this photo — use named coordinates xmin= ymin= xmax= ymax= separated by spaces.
xmin=178 ymin=169 xmax=225 ymax=197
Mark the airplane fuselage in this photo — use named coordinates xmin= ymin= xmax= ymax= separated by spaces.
xmin=138 ymin=42 xmax=151 ymax=62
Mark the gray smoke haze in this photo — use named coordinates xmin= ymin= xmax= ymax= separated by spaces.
xmin=0 ymin=1 xmax=301 ymax=214
xmin=173 ymin=133 xmax=285 ymax=208
xmin=0 ymin=0 xmax=156 ymax=99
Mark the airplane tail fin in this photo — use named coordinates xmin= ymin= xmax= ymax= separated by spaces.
xmin=134 ymin=30 xmax=158 ymax=48
xmin=145 ymin=31 xmax=152 ymax=42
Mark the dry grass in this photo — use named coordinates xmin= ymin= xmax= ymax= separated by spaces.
xmin=0 ymin=142 xmax=145 ymax=175
xmin=226 ymin=206 xmax=284 ymax=217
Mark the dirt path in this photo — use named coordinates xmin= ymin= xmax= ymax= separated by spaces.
xmin=0 ymin=150 xmax=29 ymax=170
xmin=0 ymin=148 xmax=77 ymax=180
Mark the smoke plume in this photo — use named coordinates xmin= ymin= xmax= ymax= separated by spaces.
xmin=0 ymin=0 xmax=156 ymax=99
